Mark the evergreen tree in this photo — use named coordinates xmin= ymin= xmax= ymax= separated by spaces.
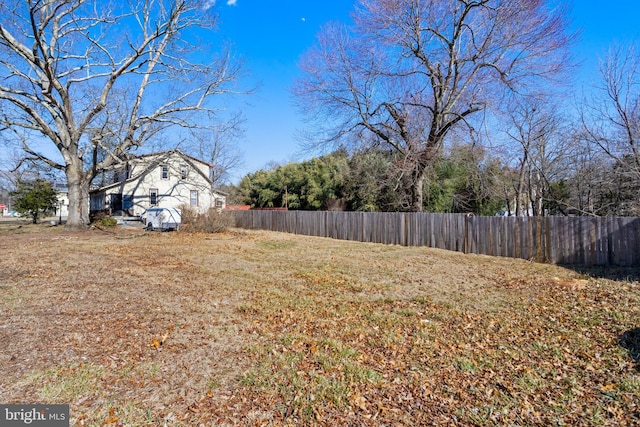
xmin=10 ymin=179 xmax=58 ymax=224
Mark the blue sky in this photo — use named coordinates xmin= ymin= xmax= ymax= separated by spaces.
xmin=212 ymin=0 xmax=640 ymax=183
xmin=211 ymin=1 xmax=357 ymax=182
xmin=1 ymin=1 xmax=638 ymax=183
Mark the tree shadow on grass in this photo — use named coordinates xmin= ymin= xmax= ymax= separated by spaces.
xmin=567 ymin=266 xmax=640 ymax=282
xmin=619 ymin=328 xmax=640 ymax=372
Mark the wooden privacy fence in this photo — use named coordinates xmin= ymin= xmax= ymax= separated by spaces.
xmin=231 ymin=211 xmax=640 ymax=267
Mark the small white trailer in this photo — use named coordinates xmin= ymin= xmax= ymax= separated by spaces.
xmin=142 ymin=207 xmax=181 ymax=231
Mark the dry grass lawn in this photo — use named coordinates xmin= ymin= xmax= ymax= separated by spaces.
xmin=1 ymin=221 xmax=639 ymax=426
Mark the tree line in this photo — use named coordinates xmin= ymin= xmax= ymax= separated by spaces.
xmin=233 ymin=146 xmax=499 ymax=214
xmin=1 ymin=0 xmax=638 ymax=226
xmin=240 ymin=0 xmax=639 ymax=217
xmin=232 ymin=133 xmax=640 ymax=216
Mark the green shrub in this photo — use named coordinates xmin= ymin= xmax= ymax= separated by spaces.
xmin=100 ymin=217 xmax=118 ymax=227
xmin=90 ymin=210 xmax=108 ymax=223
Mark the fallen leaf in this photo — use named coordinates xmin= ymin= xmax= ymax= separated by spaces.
xmin=600 ymin=383 xmax=616 ymax=393
xmin=349 ymin=392 xmax=368 ymax=412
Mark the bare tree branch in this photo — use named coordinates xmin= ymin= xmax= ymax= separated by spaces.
xmin=0 ymin=0 xmax=246 ymax=228
xmin=295 ymin=0 xmax=574 ymax=211
xmin=581 ymin=43 xmax=640 ymax=183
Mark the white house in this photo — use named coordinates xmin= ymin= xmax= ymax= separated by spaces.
xmin=53 ymin=182 xmax=69 ymax=219
xmin=90 ymin=150 xmax=226 ymax=217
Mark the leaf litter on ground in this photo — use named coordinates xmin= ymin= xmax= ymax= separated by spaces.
xmin=0 ymin=225 xmax=638 ymax=425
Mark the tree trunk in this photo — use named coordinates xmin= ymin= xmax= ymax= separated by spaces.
xmin=410 ymin=167 xmax=427 ymax=212
xmin=515 ymin=158 xmax=527 ymax=217
xmin=533 ymin=189 xmax=544 ymax=217
xmin=65 ymin=161 xmax=91 ymax=230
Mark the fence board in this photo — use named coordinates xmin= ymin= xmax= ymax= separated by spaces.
xmin=231 ymin=211 xmax=640 ymax=267
xmin=614 ymin=217 xmax=623 ymax=266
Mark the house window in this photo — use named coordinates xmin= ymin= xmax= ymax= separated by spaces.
xmin=150 ymin=188 xmax=158 ymax=206
xmin=161 ymin=165 xmax=169 ymax=180
xmin=215 ymin=198 xmax=223 ymax=208
xmin=180 ymin=165 xmax=188 ymax=180
xmin=190 ymin=190 xmax=198 ymax=207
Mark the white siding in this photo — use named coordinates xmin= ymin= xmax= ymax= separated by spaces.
xmin=124 ymin=152 xmax=217 ymax=216
xmin=91 ymin=150 xmax=225 ymax=217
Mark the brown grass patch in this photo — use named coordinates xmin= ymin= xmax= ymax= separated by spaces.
xmin=0 ymin=226 xmax=639 ymax=425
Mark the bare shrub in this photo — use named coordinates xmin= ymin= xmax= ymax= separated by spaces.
xmin=179 ymin=204 xmax=198 ymax=225
xmin=180 ymin=205 xmax=233 ymax=233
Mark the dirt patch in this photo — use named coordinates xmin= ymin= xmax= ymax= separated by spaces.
xmin=1 ymin=228 xmax=639 ymax=425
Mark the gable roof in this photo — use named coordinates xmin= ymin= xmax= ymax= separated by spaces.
xmin=90 ymin=149 xmax=216 ymax=193
xmin=134 ymin=149 xmax=213 ymax=168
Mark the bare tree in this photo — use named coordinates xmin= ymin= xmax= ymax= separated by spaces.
xmin=581 ymin=43 xmax=640 ymax=197
xmin=502 ymin=97 xmax=569 ymax=216
xmin=0 ymin=0 xmax=243 ymax=229
xmin=563 ymin=134 xmax=613 ymax=215
xmin=181 ymin=114 xmax=246 ymax=186
xmin=295 ymin=0 xmax=573 ymax=211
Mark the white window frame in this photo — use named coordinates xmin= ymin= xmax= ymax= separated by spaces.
xmin=160 ymin=164 xmax=169 ymax=180
xmin=190 ymin=190 xmax=198 ymax=207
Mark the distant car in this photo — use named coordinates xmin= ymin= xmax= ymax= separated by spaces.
xmin=142 ymin=207 xmax=181 ymax=231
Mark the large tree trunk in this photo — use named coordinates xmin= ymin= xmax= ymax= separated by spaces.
xmin=410 ymin=167 xmax=427 ymax=212
xmin=65 ymin=161 xmax=91 ymax=230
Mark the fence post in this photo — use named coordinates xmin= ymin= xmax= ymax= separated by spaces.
xmin=463 ymin=214 xmax=469 ymax=254
xmin=544 ymin=216 xmax=551 ymax=263
xmin=535 ymin=215 xmax=543 ymax=263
